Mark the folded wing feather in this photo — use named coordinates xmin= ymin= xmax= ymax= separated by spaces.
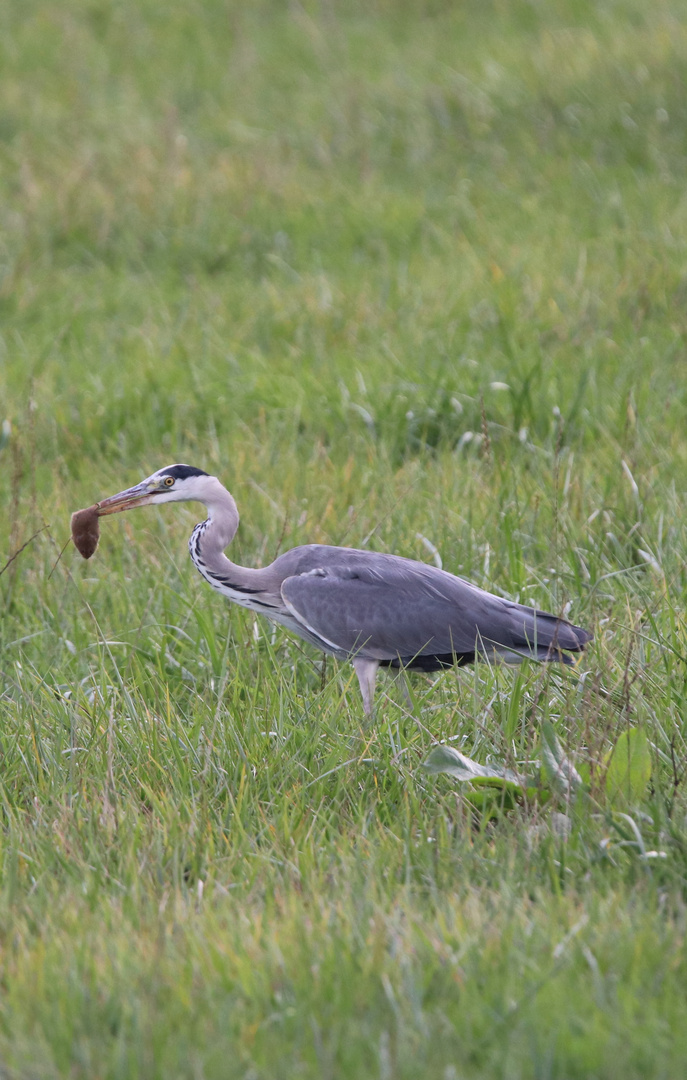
xmin=280 ymin=555 xmax=591 ymax=665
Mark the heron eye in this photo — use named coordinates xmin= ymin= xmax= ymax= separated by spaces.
xmin=163 ymin=476 xmax=175 ymax=487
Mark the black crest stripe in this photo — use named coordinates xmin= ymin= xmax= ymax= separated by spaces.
xmin=160 ymin=465 xmax=209 ymax=481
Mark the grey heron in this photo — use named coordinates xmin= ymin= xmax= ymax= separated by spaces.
xmin=90 ymin=464 xmax=592 ymax=713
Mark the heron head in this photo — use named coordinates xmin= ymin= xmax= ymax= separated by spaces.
xmin=97 ymin=465 xmax=214 ymax=515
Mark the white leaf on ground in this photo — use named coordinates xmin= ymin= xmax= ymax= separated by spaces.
xmin=422 ymin=744 xmax=526 ymax=787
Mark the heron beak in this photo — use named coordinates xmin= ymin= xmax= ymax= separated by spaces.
xmin=96 ymin=481 xmax=157 ymax=516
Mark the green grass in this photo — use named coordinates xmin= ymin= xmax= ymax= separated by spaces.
xmin=2 ymin=0 xmax=687 ymax=1075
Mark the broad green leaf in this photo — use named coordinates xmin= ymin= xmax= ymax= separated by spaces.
xmin=422 ymin=745 xmax=531 ymax=792
xmin=540 ymin=722 xmax=583 ymax=796
xmin=605 ymin=729 xmax=651 ymax=806
xmin=463 ymin=788 xmax=522 ymax=812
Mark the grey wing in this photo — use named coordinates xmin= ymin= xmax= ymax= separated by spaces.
xmin=280 ymin=560 xmax=591 ymax=665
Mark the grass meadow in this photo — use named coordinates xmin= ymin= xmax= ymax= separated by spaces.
xmin=2 ymin=0 xmax=687 ymax=1075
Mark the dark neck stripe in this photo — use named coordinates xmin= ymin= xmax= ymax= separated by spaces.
xmin=203 ymin=569 xmax=264 ymax=594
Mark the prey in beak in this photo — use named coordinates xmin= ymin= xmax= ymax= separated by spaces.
xmin=96 ymin=480 xmax=158 ymax=516
xmin=71 ymin=479 xmax=158 ymax=559
xmin=71 ymin=465 xmax=200 ymax=559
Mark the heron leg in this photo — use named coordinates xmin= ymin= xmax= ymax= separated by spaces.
xmin=352 ymin=657 xmax=379 ymax=716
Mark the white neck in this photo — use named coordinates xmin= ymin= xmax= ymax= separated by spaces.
xmin=188 ymin=481 xmax=274 ymax=594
